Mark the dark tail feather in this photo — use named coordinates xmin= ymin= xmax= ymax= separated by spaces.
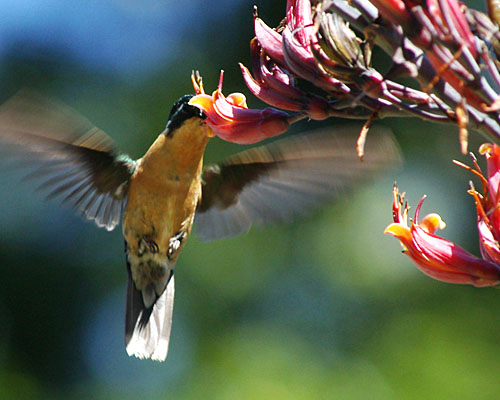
xmin=125 ymin=269 xmax=175 ymax=361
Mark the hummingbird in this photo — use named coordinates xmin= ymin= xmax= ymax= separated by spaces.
xmin=0 ymin=91 xmax=400 ymax=361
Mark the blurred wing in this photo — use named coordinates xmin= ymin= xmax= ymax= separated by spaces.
xmin=0 ymin=90 xmax=135 ymax=231
xmin=195 ymin=125 xmax=401 ymax=241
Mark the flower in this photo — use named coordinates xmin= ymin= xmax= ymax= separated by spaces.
xmin=460 ymin=143 xmax=500 ymax=264
xmin=248 ymin=2 xmax=351 ymax=97
xmin=385 ymin=185 xmax=500 ymax=287
xmin=188 ymin=71 xmax=293 ymax=145
xmin=239 ymin=38 xmax=330 ymax=120
xmin=234 ymin=1 xmax=500 ymax=149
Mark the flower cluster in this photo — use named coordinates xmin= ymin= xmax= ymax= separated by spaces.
xmin=235 ymin=0 xmax=500 ymax=152
xmin=189 ymin=1 xmax=500 ymax=288
xmin=385 ymin=144 xmax=500 ymax=287
xmin=191 ymin=0 xmax=500 ymax=151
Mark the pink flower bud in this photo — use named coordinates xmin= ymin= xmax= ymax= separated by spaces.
xmin=254 ymin=17 xmax=286 ymax=66
xmin=239 ymin=40 xmax=330 ymax=120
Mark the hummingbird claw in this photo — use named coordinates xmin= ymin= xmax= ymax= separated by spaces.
xmin=141 ymin=235 xmax=159 ymax=254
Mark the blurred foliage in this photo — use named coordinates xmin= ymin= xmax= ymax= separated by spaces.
xmin=0 ymin=1 xmax=499 ymax=399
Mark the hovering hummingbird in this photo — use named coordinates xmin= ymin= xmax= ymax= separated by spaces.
xmin=0 ymin=90 xmax=400 ymax=361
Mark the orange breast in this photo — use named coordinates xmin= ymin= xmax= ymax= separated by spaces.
xmin=123 ymin=164 xmax=201 ymax=251
xmin=122 ymin=119 xmax=210 ymax=253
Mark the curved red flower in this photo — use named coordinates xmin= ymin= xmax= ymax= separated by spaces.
xmin=462 ymin=143 xmax=500 ymax=264
xmin=239 ymin=39 xmax=330 ymax=120
xmin=188 ymin=71 xmax=292 ymax=145
xmin=385 ymin=185 xmax=500 ymax=287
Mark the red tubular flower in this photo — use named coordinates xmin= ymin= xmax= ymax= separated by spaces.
xmin=371 ymin=0 xmax=481 ymax=109
xmin=286 ymin=0 xmax=315 ymax=49
xmin=403 ymin=0 xmax=483 ymax=109
xmin=481 ymin=143 xmax=500 ymax=203
xmin=385 ymin=185 xmax=500 ymax=287
xmin=188 ymin=71 xmax=291 ymax=145
xmin=281 ymin=27 xmax=320 ymax=83
xmin=254 ymin=16 xmax=286 ymax=67
xmin=425 ymin=0 xmax=476 ymax=59
xmin=463 ymin=143 xmax=500 ymax=264
xmin=281 ymin=0 xmax=346 ymax=92
xmin=239 ymin=39 xmax=330 ymax=120
xmin=251 ymin=1 xmax=348 ymax=95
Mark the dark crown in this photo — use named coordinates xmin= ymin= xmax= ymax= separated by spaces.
xmin=165 ymin=95 xmax=206 ymax=134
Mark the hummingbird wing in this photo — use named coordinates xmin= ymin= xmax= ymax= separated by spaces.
xmin=0 ymin=90 xmax=136 ymax=231
xmin=195 ymin=125 xmax=401 ymax=241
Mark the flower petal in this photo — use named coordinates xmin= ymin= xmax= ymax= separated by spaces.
xmin=411 ymin=223 xmax=500 ymax=286
xmin=420 ymin=212 xmax=446 ymax=234
xmin=239 ymin=62 xmax=330 ymax=120
xmin=254 ymin=16 xmax=286 ymax=66
xmin=205 ymin=117 xmax=290 ymax=145
xmin=481 ymin=143 xmax=500 ymax=202
xmin=384 ymin=222 xmax=412 ymax=245
xmin=189 ymin=94 xmax=231 ymax=125
xmin=478 ymin=219 xmax=500 ymax=264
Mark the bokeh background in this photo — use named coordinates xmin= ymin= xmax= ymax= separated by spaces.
xmin=0 ymin=1 xmax=499 ymax=399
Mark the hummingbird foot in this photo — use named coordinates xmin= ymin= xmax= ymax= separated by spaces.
xmin=140 ymin=235 xmax=159 ymax=254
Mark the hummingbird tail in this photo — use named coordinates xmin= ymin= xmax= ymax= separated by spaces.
xmin=125 ymin=270 xmax=174 ymax=361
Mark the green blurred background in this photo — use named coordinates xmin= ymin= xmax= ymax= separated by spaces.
xmin=0 ymin=1 xmax=499 ymax=399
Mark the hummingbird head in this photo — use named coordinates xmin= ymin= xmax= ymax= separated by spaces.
xmin=163 ymin=94 xmax=206 ymax=137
